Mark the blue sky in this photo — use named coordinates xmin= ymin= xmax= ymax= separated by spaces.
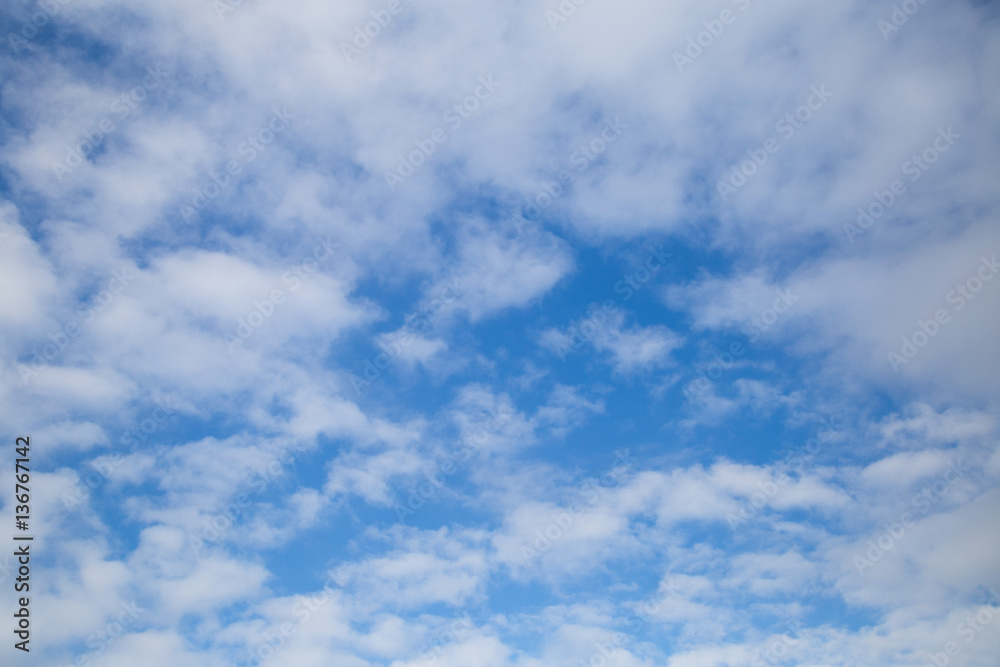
xmin=1 ymin=0 xmax=1000 ymax=665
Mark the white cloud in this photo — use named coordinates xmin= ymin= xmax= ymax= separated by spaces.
xmin=2 ymin=0 xmax=999 ymax=664
xmin=541 ymin=310 xmax=683 ymax=374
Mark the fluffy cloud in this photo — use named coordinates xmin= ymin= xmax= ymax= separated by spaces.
xmin=1 ymin=0 xmax=998 ymax=664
